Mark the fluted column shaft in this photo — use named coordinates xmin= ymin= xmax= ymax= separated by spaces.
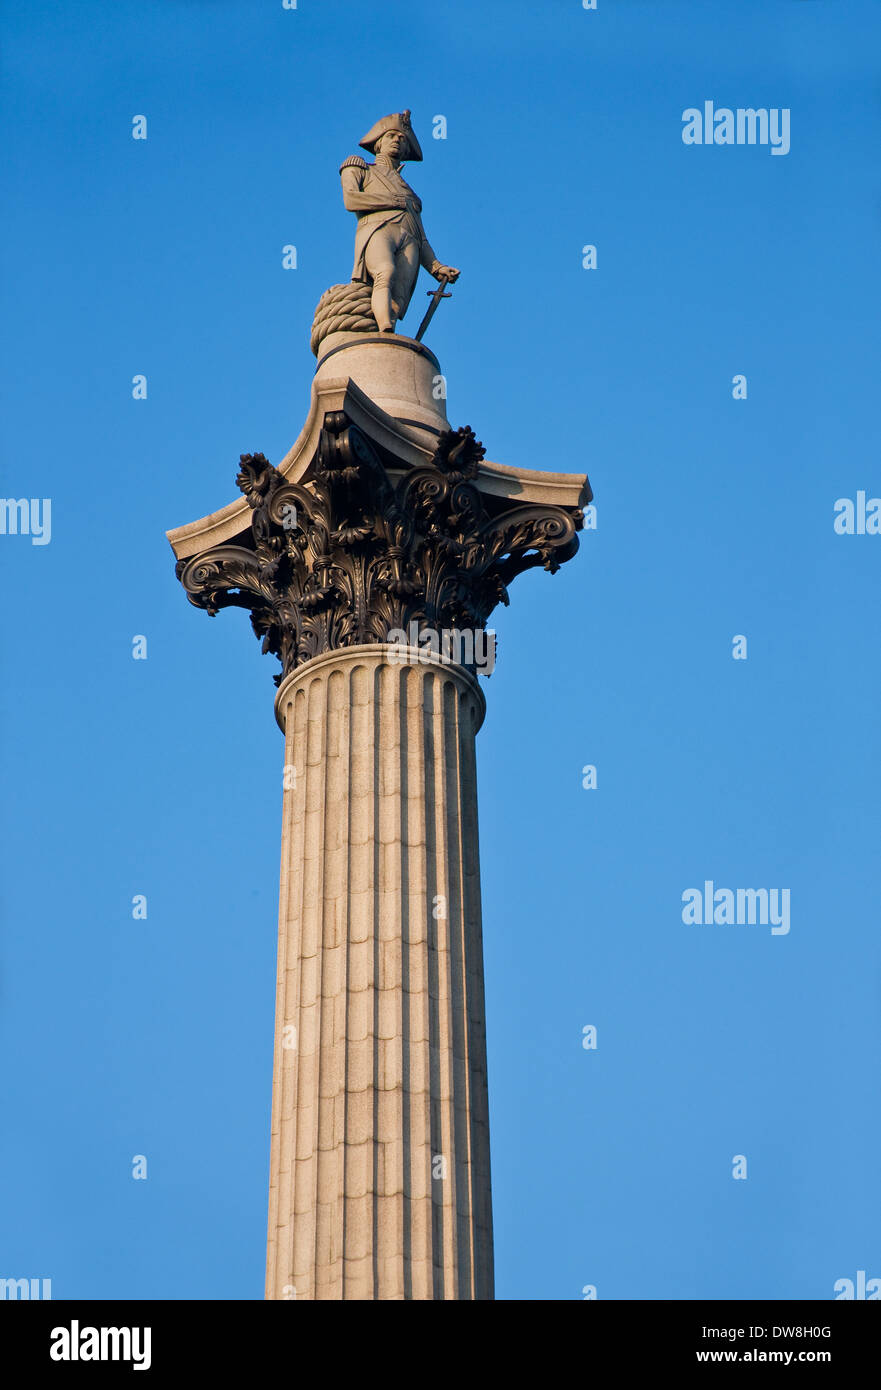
xmin=265 ymin=643 xmax=493 ymax=1300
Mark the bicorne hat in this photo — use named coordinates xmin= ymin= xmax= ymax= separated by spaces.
xmin=359 ymin=109 xmax=423 ymax=162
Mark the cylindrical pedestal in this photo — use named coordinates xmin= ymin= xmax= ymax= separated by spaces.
xmin=265 ymin=644 xmax=494 ymax=1300
xmin=313 ymin=333 xmax=448 ymax=441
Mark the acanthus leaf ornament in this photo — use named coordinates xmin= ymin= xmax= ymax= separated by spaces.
xmin=176 ymin=421 xmax=585 ymax=685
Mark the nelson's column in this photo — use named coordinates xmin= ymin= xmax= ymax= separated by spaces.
xmin=167 ymin=110 xmax=592 ymax=1300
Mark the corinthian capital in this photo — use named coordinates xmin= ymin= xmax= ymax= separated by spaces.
xmin=175 ymin=414 xmax=587 ymax=686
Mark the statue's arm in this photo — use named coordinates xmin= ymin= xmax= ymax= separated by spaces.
xmin=416 ymin=218 xmax=460 ymax=283
xmin=419 ymin=233 xmax=441 ymax=272
xmin=340 ymin=159 xmax=405 ymax=213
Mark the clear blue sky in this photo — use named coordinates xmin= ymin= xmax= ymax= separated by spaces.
xmin=2 ymin=0 xmax=879 ymax=1300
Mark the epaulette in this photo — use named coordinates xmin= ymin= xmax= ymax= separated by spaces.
xmin=339 ymin=154 xmax=369 ymax=173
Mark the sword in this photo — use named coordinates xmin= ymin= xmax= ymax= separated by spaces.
xmin=414 ymin=274 xmax=452 ymax=342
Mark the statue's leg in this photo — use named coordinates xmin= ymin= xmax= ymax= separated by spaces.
xmin=390 ymin=239 xmax=421 ymax=323
xmin=363 ymin=228 xmax=400 ymax=333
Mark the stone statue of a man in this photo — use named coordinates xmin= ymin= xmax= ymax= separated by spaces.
xmin=340 ymin=110 xmax=460 ymax=335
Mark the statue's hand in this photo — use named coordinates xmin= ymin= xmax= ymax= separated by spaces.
xmin=431 ymin=263 xmax=460 ymax=284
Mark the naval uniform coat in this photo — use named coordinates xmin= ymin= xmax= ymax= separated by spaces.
xmin=340 ymin=155 xmax=439 ymax=298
